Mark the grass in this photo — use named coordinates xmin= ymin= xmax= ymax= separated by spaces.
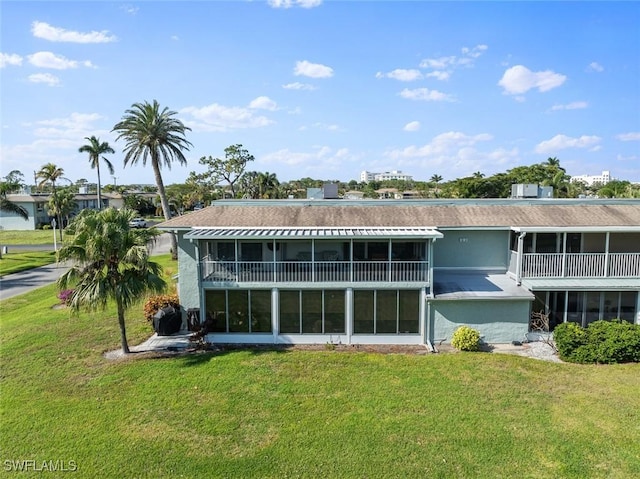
xmin=1 ymin=259 xmax=639 ymax=478
xmin=0 ymin=251 xmax=57 ymax=276
xmin=0 ymin=229 xmax=61 ymax=245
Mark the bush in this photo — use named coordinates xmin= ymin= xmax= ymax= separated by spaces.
xmin=554 ymin=320 xmax=640 ymax=364
xmin=143 ymin=293 xmax=180 ymax=322
xmin=451 ymin=325 xmax=481 ymax=351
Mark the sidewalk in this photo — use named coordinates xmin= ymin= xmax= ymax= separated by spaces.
xmin=104 ymin=331 xmax=195 ymax=360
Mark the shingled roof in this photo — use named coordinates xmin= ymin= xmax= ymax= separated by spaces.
xmin=157 ymin=199 xmax=640 ymax=230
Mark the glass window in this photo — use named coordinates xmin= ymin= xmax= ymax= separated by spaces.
xmin=535 ymin=233 xmax=558 ymax=253
xmin=585 ymin=292 xmax=601 ymax=325
xmin=217 ymin=241 xmax=235 ymax=261
xmin=324 ymin=290 xmax=345 ymax=334
xmin=353 ymin=290 xmax=374 ymax=333
xmin=567 ymin=292 xmax=584 ymax=326
xmin=302 ymin=290 xmax=323 ymax=333
xmin=228 ymin=290 xmax=249 ymax=332
xmin=251 ymin=290 xmax=272 ymax=332
xmin=205 ymin=290 xmax=227 ymax=332
xmin=240 ymin=242 xmax=263 ymax=262
xmin=376 ymin=290 xmax=398 ymax=334
xmin=279 ymin=290 xmax=300 ymax=334
xmin=619 ymin=292 xmax=637 ymax=322
xmin=398 ymin=290 xmax=419 ymax=333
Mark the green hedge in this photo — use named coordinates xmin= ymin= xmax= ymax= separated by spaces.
xmin=554 ymin=320 xmax=640 ymax=364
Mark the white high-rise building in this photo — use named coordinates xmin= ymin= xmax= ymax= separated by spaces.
xmin=360 ymin=170 xmax=413 ymax=183
xmin=570 ymin=170 xmax=611 ymax=187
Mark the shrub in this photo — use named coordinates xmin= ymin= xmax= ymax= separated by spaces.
xmin=143 ymin=293 xmax=180 ymax=322
xmin=554 ymin=320 xmax=640 ymax=364
xmin=553 ymin=322 xmax=587 ymax=360
xmin=451 ymin=325 xmax=481 ymax=351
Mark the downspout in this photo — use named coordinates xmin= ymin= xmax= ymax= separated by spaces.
xmin=516 ymin=232 xmax=527 ymax=286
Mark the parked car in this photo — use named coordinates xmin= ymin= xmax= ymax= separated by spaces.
xmin=129 ymin=217 xmax=147 ymax=228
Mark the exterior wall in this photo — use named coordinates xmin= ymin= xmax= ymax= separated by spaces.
xmin=0 ymin=202 xmax=37 ymax=230
xmin=434 ymin=230 xmax=509 ymax=270
xmin=176 ymin=232 xmax=200 ymax=311
xmin=429 ymin=299 xmax=531 ymax=344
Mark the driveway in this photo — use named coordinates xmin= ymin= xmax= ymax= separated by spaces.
xmin=0 ymin=233 xmax=173 ymax=301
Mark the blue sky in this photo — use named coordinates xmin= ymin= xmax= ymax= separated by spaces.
xmin=1 ymin=1 xmax=639 ymax=187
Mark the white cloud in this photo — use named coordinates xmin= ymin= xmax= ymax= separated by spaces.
xmin=587 ymin=62 xmax=604 ymax=72
xmin=249 ymin=96 xmax=278 ymax=111
xmin=261 ymin=146 xmax=354 ymax=175
xmin=550 ymin=101 xmax=588 ymax=111
xmin=33 ymin=112 xmax=105 ymax=138
xmin=180 ymin=103 xmax=273 ymax=132
xmin=426 ymin=71 xmax=450 ymax=81
xmin=282 ymin=82 xmax=316 ymax=91
xmin=383 ymin=131 xmax=505 ymax=178
xmin=171 ymin=35 xmax=179 ymax=41
xmin=403 ymin=121 xmax=420 ymax=132
xmin=294 ymin=60 xmax=333 ymax=78
xmin=535 ymin=134 xmax=601 ymax=154
xmin=0 ymin=53 xmax=23 ymax=68
xmin=27 ymin=51 xmax=94 ymax=70
xmin=498 ymin=65 xmax=566 ymax=95
xmin=31 ymin=21 xmax=117 ymax=43
xmin=28 ymin=73 xmax=60 ymax=86
xmin=419 ymin=44 xmax=488 ymax=80
xmin=120 ymin=5 xmax=139 ymax=15
xmin=268 ymin=0 xmax=322 ymax=8
xmin=399 ymin=87 xmax=455 ymax=102
xmin=616 ymin=132 xmax=640 ymax=141
xmin=375 ymin=69 xmax=423 ymax=82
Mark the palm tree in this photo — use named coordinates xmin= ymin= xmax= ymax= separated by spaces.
xmin=430 ymin=174 xmax=443 ymax=198
xmin=79 ymin=136 xmax=115 ymax=210
xmin=47 ymin=187 xmax=77 ymax=228
xmin=36 ymin=163 xmax=67 ymax=241
xmin=57 ymin=208 xmax=166 ymax=354
xmin=112 ymin=100 xmax=192 ymax=260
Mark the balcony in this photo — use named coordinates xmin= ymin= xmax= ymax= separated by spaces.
xmin=520 ymin=252 xmax=640 ymax=278
xmin=200 ymin=258 xmax=430 ymax=284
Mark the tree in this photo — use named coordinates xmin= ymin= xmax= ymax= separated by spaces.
xmin=36 ymin=163 xmax=67 ymax=241
xmin=57 ymin=208 xmax=166 ymax=354
xmin=112 ymin=100 xmax=192 ymax=260
xmin=47 ymin=187 xmax=77 ymax=228
xmin=430 ymin=174 xmax=443 ymax=197
xmin=192 ymin=144 xmax=254 ymax=199
xmin=79 ymin=136 xmax=115 ymax=209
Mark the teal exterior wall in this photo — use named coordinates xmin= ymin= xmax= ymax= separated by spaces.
xmin=428 ymin=299 xmax=531 ymax=343
xmin=176 ymin=233 xmax=200 ymax=311
xmin=434 ymin=230 xmax=510 ymax=270
xmin=0 ymin=203 xmax=37 ymax=230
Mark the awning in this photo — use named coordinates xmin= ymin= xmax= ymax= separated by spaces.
xmin=184 ymin=226 xmax=443 ymax=240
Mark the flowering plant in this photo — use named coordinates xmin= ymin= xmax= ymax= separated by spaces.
xmin=57 ymin=289 xmax=74 ymax=306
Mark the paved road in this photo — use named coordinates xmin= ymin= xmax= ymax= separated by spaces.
xmin=0 ymin=233 xmax=172 ymax=301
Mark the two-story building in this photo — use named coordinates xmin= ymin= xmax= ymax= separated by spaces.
xmin=158 ymin=198 xmax=640 ymax=347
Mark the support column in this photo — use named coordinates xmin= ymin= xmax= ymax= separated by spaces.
xmin=345 ymin=288 xmax=353 ymax=345
xmin=272 ymin=288 xmax=279 ymax=343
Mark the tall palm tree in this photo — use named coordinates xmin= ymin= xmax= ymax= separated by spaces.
xmin=112 ymin=100 xmax=192 ymax=260
xmin=57 ymin=208 xmax=166 ymax=354
xmin=79 ymin=136 xmax=115 ymax=210
xmin=36 ymin=163 xmax=67 ymax=240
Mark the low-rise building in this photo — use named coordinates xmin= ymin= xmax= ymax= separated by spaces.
xmin=158 ymin=198 xmax=640 ymax=347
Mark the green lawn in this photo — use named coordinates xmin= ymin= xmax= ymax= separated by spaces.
xmin=0 ymin=229 xmax=61 ymax=245
xmin=1 ymin=260 xmax=639 ymax=478
xmin=0 ymin=251 xmax=57 ymax=276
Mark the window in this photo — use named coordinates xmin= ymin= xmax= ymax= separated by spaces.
xmin=353 ymin=290 xmax=420 ymax=334
xmin=204 ymin=289 xmax=272 ymax=333
xmin=279 ymin=290 xmax=345 ymax=334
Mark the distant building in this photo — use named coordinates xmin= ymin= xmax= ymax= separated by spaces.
xmin=570 ymin=170 xmax=611 ymax=187
xmin=360 ymin=170 xmax=413 ymax=183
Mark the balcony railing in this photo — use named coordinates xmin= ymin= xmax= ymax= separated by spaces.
xmin=201 ymin=258 xmax=430 ymax=284
xmin=521 ymin=252 xmax=640 ymax=278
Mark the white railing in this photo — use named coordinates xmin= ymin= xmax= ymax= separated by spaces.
xmin=521 ymin=252 xmax=640 ymax=278
xmin=200 ymin=259 xmax=429 ymax=283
